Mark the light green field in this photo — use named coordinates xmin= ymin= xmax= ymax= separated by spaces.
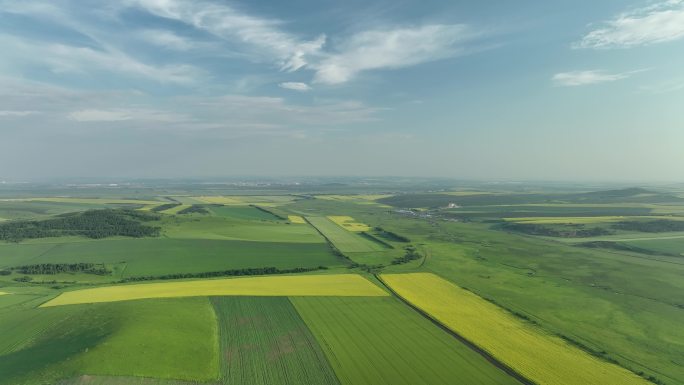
xmin=306 ymin=216 xmax=383 ymax=252
xmin=73 ymin=298 xmax=218 ymax=381
xmin=382 ymin=273 xmax=650 ymax=385
xmin=0 ymin=238 xmax=340 ymax=279
xmin=212 ymin=297 xmax=339 ymax=385
xmin=0 ymin=298 xmax=218 ymax=384
xmin=42 ymin=274 xmax=388 ymax=306
xmin=163 ymin=216 xmax=324 ymax=243
xmin=622 ymin=238 xmax=684 ymax=256
xmin=193 ymin=196 xmax=296 ymax=207
xmin=292 ymin=296 xmax=521 ymax=385
xmin=159 ymin=204 xmax=191 ymax=214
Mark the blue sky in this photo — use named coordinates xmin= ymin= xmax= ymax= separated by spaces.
xmin=0 ymin=0 xmax=683 ymax=181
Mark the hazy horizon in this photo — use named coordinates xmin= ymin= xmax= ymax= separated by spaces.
xmin=1 ymin=0 xmax=683 ymax=181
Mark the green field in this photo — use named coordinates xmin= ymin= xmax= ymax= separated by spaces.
xmin=0 ymin=238 xmax=341 ymax=279
xmin=621 ymin=237 xmax=684 ymax=256
xmin=0 ymin=298 xmax=218 ymax=384
xmin=306 ymin=216 xmax=384 ymax=253
xmin=212 ymin=297 xmax=339 ymax=385
xmin=292 ymin=296 xmax=521 ymax=385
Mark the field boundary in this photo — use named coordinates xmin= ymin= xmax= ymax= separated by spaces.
xmin=374 ymin=274 xmax=536 ymax=385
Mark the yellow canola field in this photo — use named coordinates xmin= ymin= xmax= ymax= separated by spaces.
xmin=327 ymin=216 xmax=371 ymax=232
xmin=288 ymin=215 xmax=307 ymax=224
xmin=42 ymin=274 xmax=388 ymax=307
xmin=0 ymin=292 xmax=8 ymax=296
xmin=381 ymin=273 xmax=650 ymax=385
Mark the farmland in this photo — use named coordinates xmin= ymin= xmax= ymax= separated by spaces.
xmin=212 ymin=297 xmax=339 ymax=385
xmin=382 ymin=273 xmax=650 ymax=385
xmin=292 ymin=296 xmax=521 ymax=385
xmin=41 ymin=274 xmax=388 ymax=306
xmin=1 ymin=182 xmax=683 ymax=385
xmin=306 ymin=216 xmax=384 ymax=252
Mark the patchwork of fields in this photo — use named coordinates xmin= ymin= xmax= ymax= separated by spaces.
xmin=1 ymin=186 xmax=683 ymax=385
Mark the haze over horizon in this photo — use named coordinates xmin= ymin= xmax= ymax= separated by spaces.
xmin=1 ymin=0 xmax=683 ymax=181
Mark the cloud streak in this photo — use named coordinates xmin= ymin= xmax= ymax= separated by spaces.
xmin=313 ymin=24 xmax=477 ymax=84
xmin=278 ymin=82 xmax=311 ymax=91
xmin=576 ymin=0 xmax=684 ymax=48
xmin=552 ymin=70 xmax=642 ymax=86
xmin=126 ymin=0 xmax=326 ymax=72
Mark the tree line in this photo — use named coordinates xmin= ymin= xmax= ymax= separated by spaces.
xmin=0 ymin=209 xmax=160 ymax=242
xmin=11 ymin=263 xmax=111 ymax=275
xmin=119 ymin=265 xmax=327 ymax=282
xmin=177 ymin=205 xmax=210 ymax=215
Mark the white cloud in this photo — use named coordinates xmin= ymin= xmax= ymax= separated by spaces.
xmin=126 ymin=0 xmax=326 ymax=71
xmin=552 ymin=70 xmax=640 ymax=86
xmin=139 ymin=29 xmax=194 ymax=51
xmin=576 ymin=0 xmax=684 ymax=48
xmin=68 ymin=108 xmax=188 ymax=122
xmin=0 ymin=33 xmax=202 ymax=84
xmin=0 ymin=110 xmax=38 ymax=117
xmin=312 ymin=24 xmax=476 ymax=84
xmin=278 ymin=82 xmax=311 ymax=91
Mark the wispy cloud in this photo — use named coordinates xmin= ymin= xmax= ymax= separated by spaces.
xmin=0 ymin=110 xmax=39 ymax=117
xmin=576 ymin=0 xmax=684 ymax=49
xmin=125 ymin=0 xmax=326 ymax=72
xmin=312 ymin=24 xmax=478 ymax=85
xmin=69 ymin=108 xmax=189 ymax=123
xmin=552 ymin=70 xmax=643 ymax=86
xmin=139 ymin=29 xmax=195 ymax=51
xmin=278 ymin=82 xmax=311 ymax=92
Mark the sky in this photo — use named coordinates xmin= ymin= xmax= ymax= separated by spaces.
xmin=0 ymin=0 xmax=683 ymax=181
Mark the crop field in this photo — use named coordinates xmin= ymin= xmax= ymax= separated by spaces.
xmin=1 ymin=298 xmax=217 ymax=384
xmin=288 ymin=215 xmax=307 ymax=224
xmin=382 ymin=273 xmax=651 ymax=385
xmin=212 ymin=297 xmax=339 ymax=385
xmin=41 ymin=274 xmax=388 ymax=306
xmin=159 ymin=204 xmax=191 ymax=214
xmin=0 ymin=238 xmax=339 ymax=279
xmin=209 ymin=206 xmax=280 ymax=221
xmin=327 ymin=216 xmax=371 ymax=232
xmin=163 ymin=215 xmax=326 ymax=243
xmin=72 ymin=298 xmax=218 ymax=381
xmin=621 ymin=238 xmax=684 ymax=256
xmin=292 ymin=296 xmax=521 ymax=385
xmin=306 ymin=216 xmax=384 ymax=252
xmin=193 ymin=196 xmax=296 ymax=206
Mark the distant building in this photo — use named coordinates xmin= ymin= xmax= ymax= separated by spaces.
xmin=447 ymin=203 xmax=460 ymax=209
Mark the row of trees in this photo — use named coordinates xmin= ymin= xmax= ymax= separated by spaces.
xmin=120 ymin=265 xmax=326 ymax=282
xmin=177 ymin=205 xmax=210 ymax=215
xmin=500 ymin=222 xmax=611 ymax=238
xmin=151 ymin=203 xmax=181 ymax=212
xmin=612 ymin=219 xmax=684 ymax=233
xmin=374 ymin=227 xmax=411 ymax=242
xmin=391 ymin=245 xmax=423 ymax=265
xmin=12 ymin=263 xmax=111 ymax=275
xmin=0 ymin=209 xmax=160 ymax=242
